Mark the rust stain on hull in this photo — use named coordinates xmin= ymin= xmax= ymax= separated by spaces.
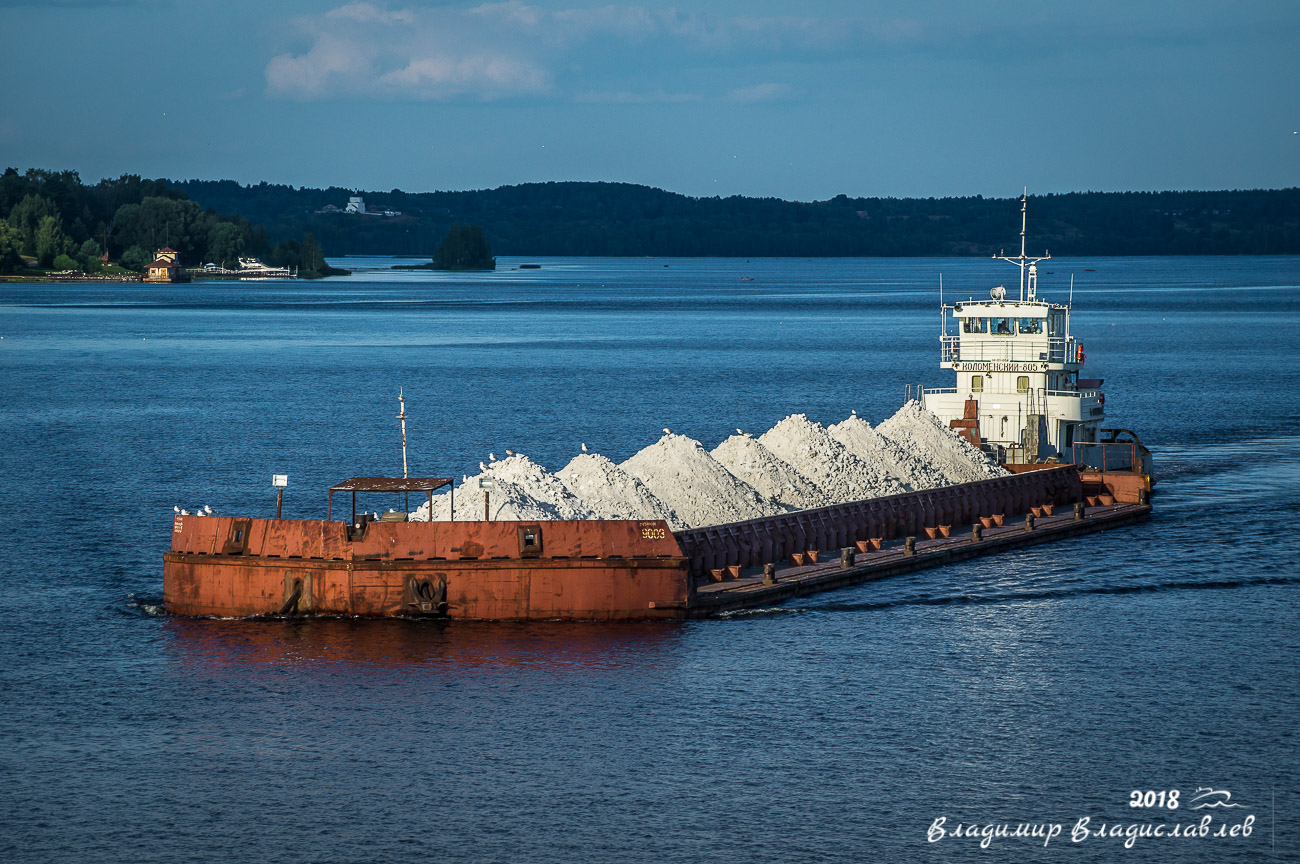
xmin=165 ymin=518 xmax=689 ymax=621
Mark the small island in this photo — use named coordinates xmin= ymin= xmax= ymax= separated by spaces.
xmin=394 ymin=223 xmax=495 ymax=271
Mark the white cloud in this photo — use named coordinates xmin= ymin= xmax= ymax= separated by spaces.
xmin=727 ymin=82 xmax=797 ymax=104
xmin=263 ymin=3 xmax=930 ymax=102
xmin=574 ymin=89 xmax=703 ymax=104
xmin=325 ymin=3 xmax=415 ymax=25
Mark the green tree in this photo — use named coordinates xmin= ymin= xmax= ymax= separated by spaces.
xmin=0 ymin=218 xmax=23 ymax=272
xmin=121 ymin=244 xmax=150 ymax=271
xmin=35 ymin=215 xmax=70 ymax=267
xmin=112 ymin=196 xmax=204 ymax=264
xmin=77 ymin=238 xmax=102 ymax=272
xmin=8 ymin=194 xmax=56 ymax=256
xmin=300 ymin=233 xmax=325 ymax=276
xmin=270 ymin=238 xmax=300 ymax=270
xmin=433 ymin=222 xmax=495 ymax=270
xmin=206 ymin=221 xmax=244 ymax=268
xmin=51 ymin=252 xmax=78 ymax=272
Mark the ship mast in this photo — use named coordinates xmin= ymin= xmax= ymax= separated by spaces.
xmin=993 ymin=192 xmax=1051 ymax=301
xmin=398 ymin=388 xmax=408 ymax=479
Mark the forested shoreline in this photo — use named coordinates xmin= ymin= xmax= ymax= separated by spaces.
xmin=0 ymin=169 xmax=340 ymax=277
xmin=176 ymin=179 xmax=1300 ymax=258
xmin=3 ymin=168 xmax=1296 ymax=278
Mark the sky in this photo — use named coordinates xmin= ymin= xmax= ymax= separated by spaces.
xmin=1 ymin=0 xmax=1297 ymax=200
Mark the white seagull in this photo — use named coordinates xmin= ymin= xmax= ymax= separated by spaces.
xmin=663 ymin=428 xmax=672 ymax=435
xmin=505 ymin=449 xmax=515 ymax=456
xmin=202 ymin=504 xmax=213 ymax=515
xmin=580 ymin=443 xmax=589 ymax=452
xmin=488 ymin=452 xmax=496 ymax=461
xmin=173 ymin=505 xmax=180 ymax=513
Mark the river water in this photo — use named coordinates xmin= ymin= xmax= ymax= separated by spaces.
xmin=1 ymin=255 xmax=1297 ymax=862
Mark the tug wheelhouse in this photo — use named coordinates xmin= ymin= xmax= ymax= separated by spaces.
xmin=921 ymin=196 xmax=1104 ymax=464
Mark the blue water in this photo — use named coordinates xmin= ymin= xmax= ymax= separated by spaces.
xmin=1 ymin=255 xmax=1297 ymax=862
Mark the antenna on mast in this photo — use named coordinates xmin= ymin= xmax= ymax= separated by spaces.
xmin=993 ymin=190 xmax=1051 ymax=302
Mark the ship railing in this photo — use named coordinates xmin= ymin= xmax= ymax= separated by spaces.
xmin=1046 ymin=389 xmax=1100 ymax=399
xmin=922 ymin=387 xmax=1100 ymax=399
xmin=1071 ymin=442 xmax=1138 ymax=472
xmin=940 ymin=336 xmax=1079 ymax=364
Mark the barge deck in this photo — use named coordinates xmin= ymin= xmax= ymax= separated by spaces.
xmin=688 ymin=499 xmax=1149 ymax=617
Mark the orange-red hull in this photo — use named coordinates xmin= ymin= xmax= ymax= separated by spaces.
xmin=164 ymin=517 xmax=689 ymax=620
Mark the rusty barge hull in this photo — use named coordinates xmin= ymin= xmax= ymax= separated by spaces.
xmin=165 ymin=519 xmax=690 ymax=620
xmin=163 ymin=466 xmax=1149 ymax=621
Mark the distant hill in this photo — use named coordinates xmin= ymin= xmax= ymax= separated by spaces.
xmin=172 ymin=179 xmax=1300 ymax=258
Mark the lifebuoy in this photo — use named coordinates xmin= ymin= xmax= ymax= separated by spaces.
xmin=1076 ymin=343 xmax=1085 ymax=363
xmin=1098 ymin=393 xmax=1105 ymax=408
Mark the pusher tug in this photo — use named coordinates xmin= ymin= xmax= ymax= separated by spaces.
xmin=920 ymin=195 xmax=1154 ymax=496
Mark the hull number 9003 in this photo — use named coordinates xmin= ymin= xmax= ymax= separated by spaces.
xmin=640 ymin=526 xmax=666 ymax=540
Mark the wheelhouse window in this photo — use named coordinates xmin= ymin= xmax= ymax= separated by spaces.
xmin=971 ymin=375 xmax=983 ymax=393
xmin=1018 ymin=317 xmax=1043 ymax=335
xmin=962 ymin=317 xmax=987 ymax=334
xmin=990 ymin=317 xmax=1015 ymax=336
xmin=1049 ymin=311 xmax=1066 ymax=336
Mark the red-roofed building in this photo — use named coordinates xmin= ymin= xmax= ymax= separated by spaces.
xmin=143 ymin=248 xmax=189 ymax=282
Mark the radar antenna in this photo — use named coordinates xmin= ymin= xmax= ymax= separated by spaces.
xmin=993 ymin=191 xmax=1051 ymax=302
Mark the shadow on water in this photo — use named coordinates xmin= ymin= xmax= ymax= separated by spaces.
xmin=161 ymin=614 xmax=687 ymax=673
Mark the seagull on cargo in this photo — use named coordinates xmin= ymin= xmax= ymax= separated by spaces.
xmin=202 ymin=504 xmax=214 ymax=514
xmin=581 ymin=443 xmax=589 ymax=452
xmin=180 ymin=509 xmax=190 ymax=515
xmin=489 ymin=452 xmax=496 ymax=461
xmin=506 ymin=449 xmax=515 ymax=456
xmin=663 ymin=428 xmax=672 ymax=435
xmin=479 ymin=462 xmax=488 ymax=471
xmin=174 ymin=505 xmax=181 ymax=513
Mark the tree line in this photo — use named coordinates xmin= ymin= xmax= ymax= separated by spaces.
xmin=0 ymin=168 xmax=341 ymax=277
xmin=173 ymin=178 xmax=1300 ymax=258
xmin=5 ymin=169 xmax=1296 ymax=276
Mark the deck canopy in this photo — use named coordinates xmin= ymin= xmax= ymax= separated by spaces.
xmin=328 ymin=477 xmax=454 ymax=522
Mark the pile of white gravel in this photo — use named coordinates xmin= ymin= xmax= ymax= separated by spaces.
xmin=711 ymin=433 xmax=829 ymax=511
xmin=828 ymin=412 xmax=955 ymax=490
xmin=876 ymin=400 xmax=1007 ymax=484
xmin=413 ymin=454 xmax=595 ymax=522
xmin=411 ymin=403 xmax=1005 ymax=530
xmin=620 ymin=433 xmax=788 ymax=527
xmin=758 ymin=414 xmax=908 ymax=503
xmin=556 ymin=452 xmax=687 ymax=530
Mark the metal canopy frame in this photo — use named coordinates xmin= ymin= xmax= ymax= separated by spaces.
xmin=327 ymin=477 xmax=454 ymax=523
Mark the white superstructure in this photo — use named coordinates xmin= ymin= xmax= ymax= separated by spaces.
xmin=922 ymin=196 xmax=1104 ymax=464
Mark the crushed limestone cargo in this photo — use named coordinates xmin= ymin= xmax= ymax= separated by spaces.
xmin=413 ymin=404 xmax=1007 ymax=531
